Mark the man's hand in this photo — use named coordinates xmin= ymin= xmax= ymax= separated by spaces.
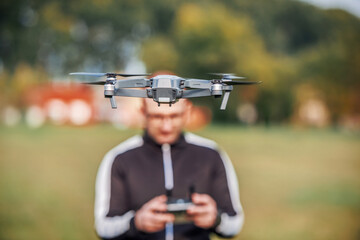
xmin=187 ymin=193 xmax=218 ymax=229
xmin=134 ymin=195 xmax=175 ymax=233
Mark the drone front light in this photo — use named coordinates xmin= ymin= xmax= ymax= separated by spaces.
xmin=211 ymin=84 xmax=223 ymax=97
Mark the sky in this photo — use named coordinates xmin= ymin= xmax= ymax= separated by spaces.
xmin=298 ymin=0 xmax=360 ymax=17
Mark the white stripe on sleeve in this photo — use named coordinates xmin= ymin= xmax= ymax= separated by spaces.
xmin=184 ymin=133 xmax=244 ymax=236
xmin=215 ymin=150 xmax=244 ymax=236
xmin=94 ymin=135 xmax=143 ymax=238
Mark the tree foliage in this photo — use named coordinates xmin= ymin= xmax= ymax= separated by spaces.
xmin=0 ymin=0 xmax=359 ymax=124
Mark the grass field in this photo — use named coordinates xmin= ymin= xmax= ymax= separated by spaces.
xmin=0 ymin=124 xmax=359 ymax=240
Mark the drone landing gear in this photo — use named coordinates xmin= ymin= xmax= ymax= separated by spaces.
xmin=109 ymin=96 xmax=117 ymax=109
xmin=220 ymin=91 xmax=231 ymax=110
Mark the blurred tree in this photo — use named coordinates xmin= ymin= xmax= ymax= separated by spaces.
xmin=143 ymin=3 xmax=278 ymax=121
xmin=0 ymin=0 xmax=359 ymax=125
xmin=141 ymin=36 xmax=178 ymax=72
xmin=227 ymin=0 xmax=334 ymax=54
xmin=298 ymin=10 xmax=360 ymax=122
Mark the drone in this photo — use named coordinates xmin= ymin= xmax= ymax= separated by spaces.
xmin=69 ymin=72 xmax=261 ymax=110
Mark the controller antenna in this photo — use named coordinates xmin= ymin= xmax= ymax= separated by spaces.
xmin=166 ymin=189 xmax=173 ymax=198
xmin=188 ymin=185 xmax=195 ymax=200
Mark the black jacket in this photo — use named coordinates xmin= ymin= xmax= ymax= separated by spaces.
xmin=95 ymin=132 xmax=244 ymax=240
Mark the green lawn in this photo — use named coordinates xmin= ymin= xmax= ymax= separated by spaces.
xmin=0 ymin=125 xmax=359 ymax=240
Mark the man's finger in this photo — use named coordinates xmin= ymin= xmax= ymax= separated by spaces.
xmin=152 ymin=213 xmax=175 ymax=223
xmin=148 ymin=195 xmax=167 ymax=203
xmin=143 ymin=213 xmax=174 ymax=232
xmin=146 ymin=220 xmax=167 ymax=232
xmin=192 ymin=193 xmax=215 ymax=205
xmin=148 ymin=203 xmax=167 ymax=212
xmin=187 ymin=205 xmax=209 ymax=216
xmin=147 ymin=195 xmax=168 ymax=212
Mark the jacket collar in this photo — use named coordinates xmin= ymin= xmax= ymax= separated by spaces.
xmin=143 ymin=130 xmax=187 ymax=149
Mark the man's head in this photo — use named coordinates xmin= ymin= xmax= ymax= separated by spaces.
xmin=141 ymin=99 xmax=192 ymax=145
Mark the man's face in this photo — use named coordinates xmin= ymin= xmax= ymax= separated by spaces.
xmin=142 ymin=99 xmax=190 ymax=145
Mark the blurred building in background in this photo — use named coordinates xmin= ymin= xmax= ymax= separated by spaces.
xmin=1 ymin=82 xmax=212 ymax=130
xmin=24 ymin=83 xmax=94 ymax=127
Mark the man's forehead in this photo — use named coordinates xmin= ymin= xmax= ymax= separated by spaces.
xmin=143 ymin=99 xmax=187 ymax=114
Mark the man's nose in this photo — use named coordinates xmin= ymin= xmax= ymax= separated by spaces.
xmin=161 ymin=118 xmax=173 ymax=131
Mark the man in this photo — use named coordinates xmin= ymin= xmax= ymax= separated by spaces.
xmin=94 ymin=99 xmax=244 ymax=239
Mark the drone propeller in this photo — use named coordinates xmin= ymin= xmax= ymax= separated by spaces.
xmin=115 ymin=73 xmax=152 ymax=77
xmin=209 ymin=73 xmax=235 ymax=76
xmin=81 ymin=80 xmax=107 ymax=85
xmin=208 ymin=73 xmax=261 ymax=85
xmin=69 ymin=72 xmax=151 ymax=77
xmin=70 ymin=72 xmax=107 ymax=77
xmin=209 ymin=73 xmax=246 ymax=80
xmin=70 ymin=72 xmax=152 ymax=88
xmin=78 ymin=78 xmax=151 ymax=88
xmin=224 ymin=80 xmax=262 ymax=85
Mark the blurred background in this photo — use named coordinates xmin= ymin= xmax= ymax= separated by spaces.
xmin=0 ymin=0 xmax=359 ymax=239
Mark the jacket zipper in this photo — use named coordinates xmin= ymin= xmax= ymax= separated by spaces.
xmin=162 ymin=143 xmax=174 ymax=240
xmin=162 ymin=143 xmax=174 ymax=191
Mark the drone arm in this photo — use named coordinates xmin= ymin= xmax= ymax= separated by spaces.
xmin=106 ymin=89 xmax=148 ymax=109
xmin=114 ymin=89 xmax=149 ymax=98
xmin=184 ymin=79 xmax=212 ymax=89
xmin=182 ymin=89 xmax=211 ymax=98
xmin=116 ymin=79 xmax=150 ymax=88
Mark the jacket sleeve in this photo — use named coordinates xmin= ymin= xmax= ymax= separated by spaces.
xmin=211 ymin=149 xmax=244 ymax=238
xmin=94 ymin=152 xmax=144 ymax=239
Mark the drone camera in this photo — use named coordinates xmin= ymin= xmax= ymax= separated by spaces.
xmin=152 ymin=88 xmax=177 ymax=104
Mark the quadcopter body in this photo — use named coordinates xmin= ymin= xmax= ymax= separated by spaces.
xmin=69 ymin=72 xmax=261 ymax=110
